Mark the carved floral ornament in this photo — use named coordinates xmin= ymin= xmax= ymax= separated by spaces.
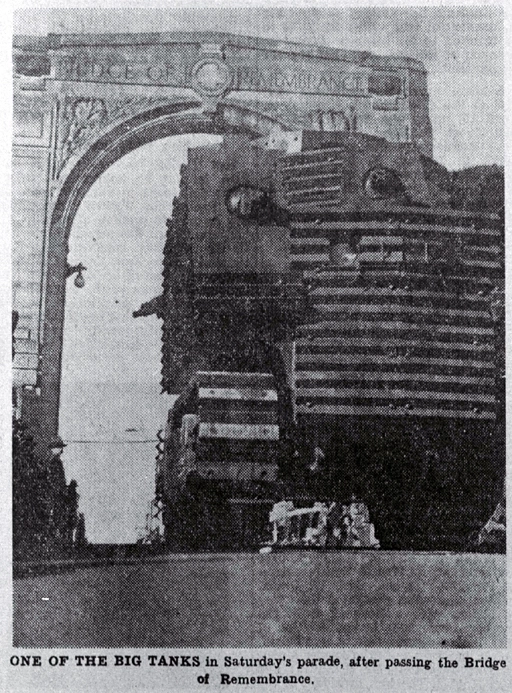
xmin=56 ymin=96 xmax=176 ymax=175
xmin=60 ymin=98 xmax=108 ymax=167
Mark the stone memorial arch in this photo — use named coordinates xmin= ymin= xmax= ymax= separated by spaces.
xmin=12 ymin=31 xmax=432 ymax=448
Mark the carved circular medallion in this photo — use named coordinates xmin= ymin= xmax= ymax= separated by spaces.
xmin=191 ymin=58 xmax=232 ymax=98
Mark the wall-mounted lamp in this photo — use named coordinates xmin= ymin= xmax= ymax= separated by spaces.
xmin=48 ymin=436 xmax=67 ymax=458
xmin=67 ymin=262 xmax=87 ymax=288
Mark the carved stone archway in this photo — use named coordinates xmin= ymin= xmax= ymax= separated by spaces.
xmin=12 ymin=31 xmax=432 ymax=447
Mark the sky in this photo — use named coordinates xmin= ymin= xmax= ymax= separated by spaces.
xmin=12 ymin=5 xmax=505 ymax=543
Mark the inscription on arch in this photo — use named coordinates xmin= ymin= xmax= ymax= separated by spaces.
xmin=51 ymin=42 xmax=386 ymax=98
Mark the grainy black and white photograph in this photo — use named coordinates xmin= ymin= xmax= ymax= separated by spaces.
xmin=6 ymin=1 xmax=507 ymax=683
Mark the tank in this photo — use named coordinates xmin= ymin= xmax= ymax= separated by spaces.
xmin=137 ymin=130 xmax=503 ymax=551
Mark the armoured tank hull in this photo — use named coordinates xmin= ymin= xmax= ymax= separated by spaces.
xmin=146 ymin=131 xmax=503 ymax=551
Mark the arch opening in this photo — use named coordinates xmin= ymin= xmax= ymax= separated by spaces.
xmin=59 ymin=133 xmax=223 ymax=542
xmin=40 ymin=103 xmax=282 ymax=451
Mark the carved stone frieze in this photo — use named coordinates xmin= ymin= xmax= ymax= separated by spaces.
xmin=57 ymin=97 xmax=107 ymax=174
xmin=106 ymin=96 xmax=172 ymax=122
xmin=56 ymin=96 xmax=176 ymax=177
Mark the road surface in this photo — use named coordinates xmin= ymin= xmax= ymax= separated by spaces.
xmin=13 ymin=551 xmax=506 ymax=647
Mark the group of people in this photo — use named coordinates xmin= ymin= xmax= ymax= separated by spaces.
xmin=267 ymin=497 xmax=380 ymax=550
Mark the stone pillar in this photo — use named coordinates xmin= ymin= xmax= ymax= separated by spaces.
xmin=38 ymin=222 xmax=68 ymax=455
xmin=13 ymin=77 xmax=56 ymax=451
